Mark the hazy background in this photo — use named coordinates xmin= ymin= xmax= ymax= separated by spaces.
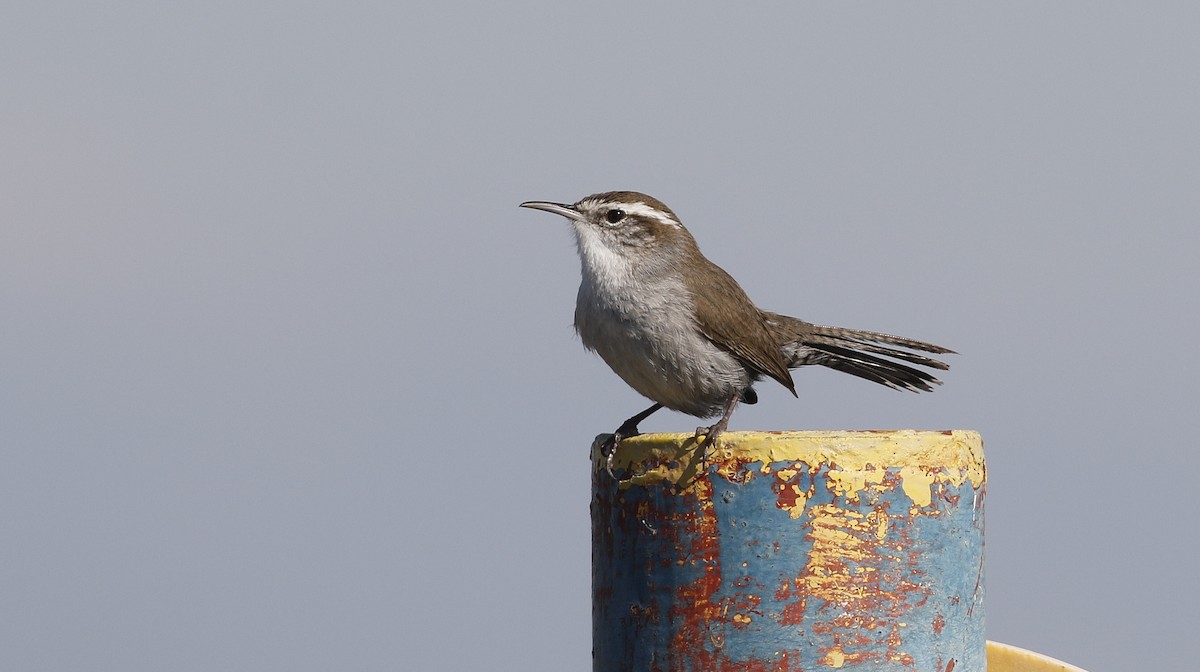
xmin=3 ymin=3 xmax=1197 ymax=670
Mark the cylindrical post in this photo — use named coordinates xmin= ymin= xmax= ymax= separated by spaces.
xmin=592 ymin=430 xmax=986 ymax=672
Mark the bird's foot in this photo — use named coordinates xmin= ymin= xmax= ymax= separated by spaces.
xmin=693 ymin=423 xmax=726 ymax=468
xmin=691 ymin=392 xmax=739 ymax=471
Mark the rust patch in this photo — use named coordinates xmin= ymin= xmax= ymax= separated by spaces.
xmin=771 ymin=465 xmax=816 ymax=519
xmin=665 ymin=477 xmax=724 ymax=670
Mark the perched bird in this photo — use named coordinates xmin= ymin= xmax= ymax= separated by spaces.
xmin=520 ymin=191 xmax=953 ymax=458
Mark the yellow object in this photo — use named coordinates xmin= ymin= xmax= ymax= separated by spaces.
xmin=608 ymin=429 xmax=985 ymax=503
xmin=987 ymin=641 xmax=1089 ymax=671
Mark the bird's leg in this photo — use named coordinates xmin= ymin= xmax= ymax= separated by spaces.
xmin=615 ymin=402 xmax=664 ymax=438
xmin=601 ymin=403 xmax=664 ymax=476
xmin=695 ymin=391 xmax=742 ymax=461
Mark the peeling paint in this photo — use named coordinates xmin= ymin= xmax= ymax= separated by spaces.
xmin=900 ymin=465 xmax=936 ymax=508
xmin=822 ymin=646 xmax=847 ymax=667
xmin=608 ymin=429 xmax=984 ymax=491
xmin=593 ymin=430 xmax=986 ymax=672
xmin=826 ymin=466 xmax=887 ymax=502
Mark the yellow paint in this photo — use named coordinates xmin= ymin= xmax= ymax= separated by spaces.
xmin=821 ymin=646 xmax=846 ymax=668
xmin=733 ymin=613 xmax=751 ymax=624
xmin=873 ymin=509 xmax=889 ymax=541
xmin=770 ymin=467 xmax=811 ymax=519
xmin=899 ymin=465 xmax=935 ymax=508
xmin=782 ymin=484 xmax=808 ymax=519
xmin=801 ymin=504 xmax=898 ymax=604
xmin=826 ymin=466 xmax=885 ymax=502
xmin=602 ymin=430 xmax=985 ymax=505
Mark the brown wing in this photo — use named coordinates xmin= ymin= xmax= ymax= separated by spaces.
xmin=688 ymin=258 xmax=797 ymax=396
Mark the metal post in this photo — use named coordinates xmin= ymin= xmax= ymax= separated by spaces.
xmin=592 ymin=430 xmax=986 ymax=672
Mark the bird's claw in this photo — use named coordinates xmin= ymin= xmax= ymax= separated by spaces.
xmin=600 ymin=433 xmax=620 ymax=477
xmin=601 ymin=424 xmax=641 ymax=478
xmin=693 ymin=424 xmax=722 ymax=468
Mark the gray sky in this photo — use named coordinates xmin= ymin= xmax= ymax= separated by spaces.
xmin=3 ymin=3 xmax=1197 ymax=670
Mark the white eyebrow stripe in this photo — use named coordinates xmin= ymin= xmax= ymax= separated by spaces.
xmin=616 ymin=201 xmax=681 ymax=228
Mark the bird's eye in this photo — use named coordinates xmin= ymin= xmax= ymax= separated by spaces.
xmin=605 ymin=209 xmax=625 ymax=224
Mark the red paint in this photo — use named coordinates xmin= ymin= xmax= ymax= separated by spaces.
xmin=778 ymin=598 xmax=807 ymax=627
xmin=665 ymin=478 xmax=724 ymax=670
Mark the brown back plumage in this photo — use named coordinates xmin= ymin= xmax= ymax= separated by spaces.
xmin=688 ymin=259 xmax=798 ymax=396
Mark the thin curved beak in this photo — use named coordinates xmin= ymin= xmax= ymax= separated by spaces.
xmin=519 ymin=200 xmax=584 ymax=222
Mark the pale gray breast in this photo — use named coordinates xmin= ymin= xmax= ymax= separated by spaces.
xmin=573 ymin=273 xmax=749 ymax=417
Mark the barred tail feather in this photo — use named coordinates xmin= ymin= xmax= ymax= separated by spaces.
xmin=763 ymin=312 xmax=954 ymax=393
xmin=803 ymin=343 xmax=944 ymax=392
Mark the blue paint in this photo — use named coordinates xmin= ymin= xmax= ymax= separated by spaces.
xmin=593 ymin=446 xmax=985 ymax=672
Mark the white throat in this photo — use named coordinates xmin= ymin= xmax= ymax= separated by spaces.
xmin=572 ymin=223 xmax=633 ymax=293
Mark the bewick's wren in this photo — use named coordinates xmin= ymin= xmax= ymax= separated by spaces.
xmin=520 ymin=191 xmax=953 ymax=458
